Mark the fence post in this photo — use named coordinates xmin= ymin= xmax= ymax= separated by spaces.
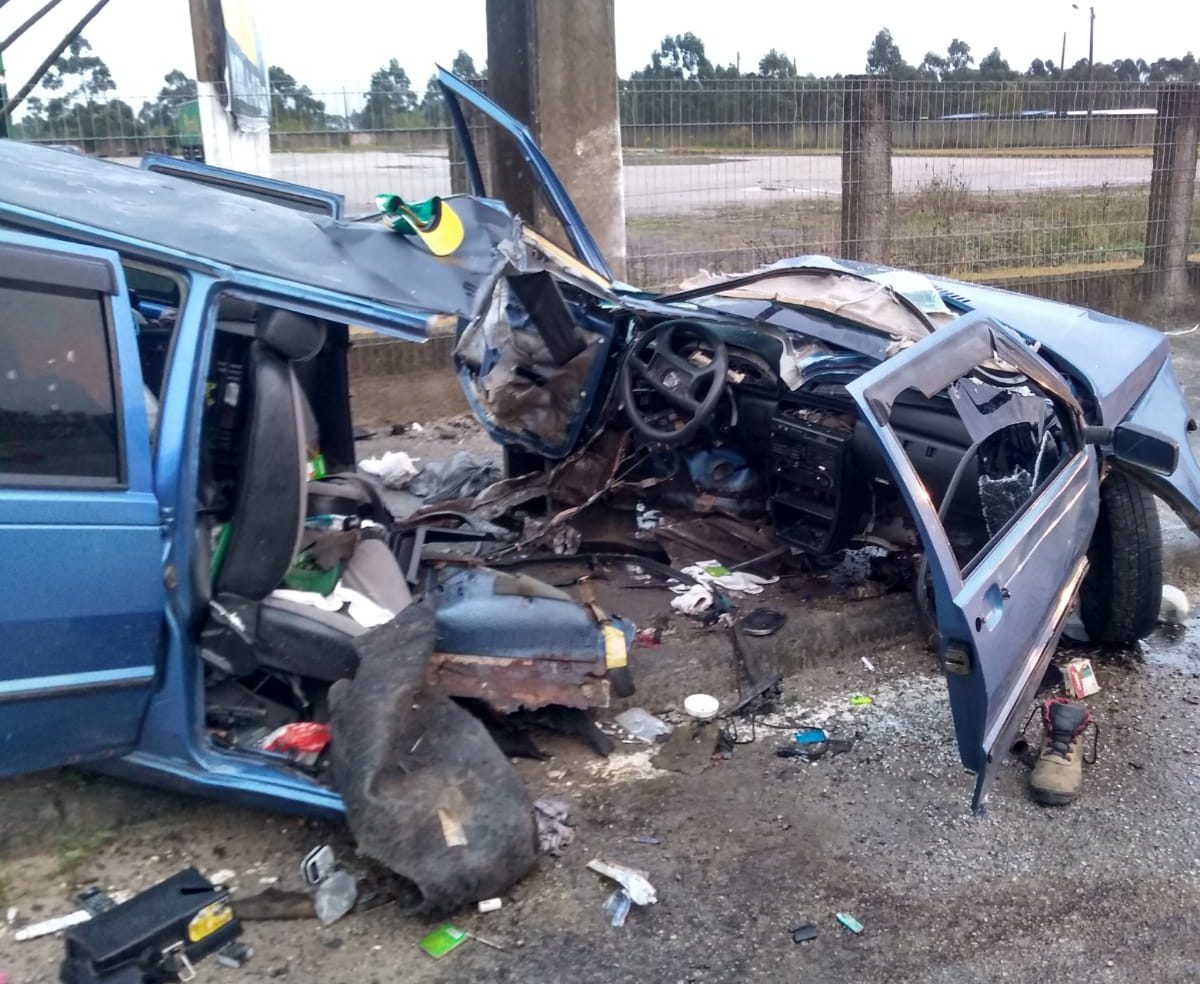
xmin=1144 ymin=83 xmax=1200 ymax=307
xmin=840 ymin=76 xmax=893 ymax=264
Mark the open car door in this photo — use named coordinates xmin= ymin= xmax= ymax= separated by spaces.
xmin=140 ymin=153 xmax=346 ymax=218
xmin=847 ymin=313 xmax=1100 ymax=812
xmin=0 ymin=230 xmax=164 ymax=775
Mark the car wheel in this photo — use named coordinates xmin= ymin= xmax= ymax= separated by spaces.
xmin=1079 ymin=470 xmax=1163 ymax=644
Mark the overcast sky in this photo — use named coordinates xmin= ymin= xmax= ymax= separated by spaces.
xmin=2 ymin=0 xmax=1196 ymax=101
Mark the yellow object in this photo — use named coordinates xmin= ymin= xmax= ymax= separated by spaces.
xmin=187 ymin=900 xmax=234 ymax=942
xmin=414 ymin=198 xmax=466 ymax=256
xmin=602 ymin=624 xmax=628 ymax=669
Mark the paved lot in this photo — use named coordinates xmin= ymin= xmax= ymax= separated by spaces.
xmin=3 ymin=333 xmax=1200 ymax=983
xmin=121 ymin=149 xmax=1197 ymax=217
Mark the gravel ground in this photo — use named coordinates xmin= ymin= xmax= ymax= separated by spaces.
xmin=3 ymin=332 xmax=1200 ymax=983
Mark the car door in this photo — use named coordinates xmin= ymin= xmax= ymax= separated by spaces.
xmin=0 ymin=230 xmax=165 ymax=776
xmin=140 ymin=153 xmax=346 ymax=218
xmin=847 ymin=313 xmax=1099 ymax=813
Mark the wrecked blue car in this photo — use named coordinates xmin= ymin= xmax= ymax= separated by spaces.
xmin=1 ymin=65 xmax=1197 ymax=845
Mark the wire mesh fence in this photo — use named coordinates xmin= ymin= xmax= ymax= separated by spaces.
xmin=7 ymin=78 xmax=1198 ymax=296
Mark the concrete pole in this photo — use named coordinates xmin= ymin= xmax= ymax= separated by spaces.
xmin=1143 ymin=84 xmax=1200 ymax=308
xmin=841 ymin=76 xmax=893 ymax=264
xmin=189 ymin=0 xmax=269 ymax=174
xmin=485 ymin=0 xmax=626 ymax=277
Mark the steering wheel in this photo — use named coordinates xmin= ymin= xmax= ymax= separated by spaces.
xmin=619 ymin=319 xmax=729 ymax=444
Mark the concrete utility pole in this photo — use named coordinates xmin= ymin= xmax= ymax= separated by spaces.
xmin=188 ymin=0 xmax=269 ymax=174
xmin=1072 ymin=3 xmax=1095 ymax=145
xmin=485 ymin=0 xmax=626 ymax=277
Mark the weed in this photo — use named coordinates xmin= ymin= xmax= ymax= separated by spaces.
xmin=56 ymin=828 xmax=118 ymax=877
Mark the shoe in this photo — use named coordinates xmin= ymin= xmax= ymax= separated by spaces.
xmin=1029 ymin=697 xmax=1093 ymax=806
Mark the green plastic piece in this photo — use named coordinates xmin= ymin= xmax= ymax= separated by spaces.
xmin=849 ymin=694 xmax=873 ymax=706
xmin=836 ymin=912 xmax=864 ymax=934
xmin=420 ymin=924 xmax=469 ymax=958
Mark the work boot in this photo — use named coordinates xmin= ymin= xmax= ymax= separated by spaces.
xmin=1029 ymin=698 xmax=1093 ymax=806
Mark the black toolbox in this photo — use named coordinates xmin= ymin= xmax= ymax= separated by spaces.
xmin=60 ymin=867 xmax=241 ymax=983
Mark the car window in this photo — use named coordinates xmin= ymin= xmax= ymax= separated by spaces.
xmin=0 ymin=280 xmax=121 ymax=485
xmin=891 ymin=374 xmax=1077 ymax=573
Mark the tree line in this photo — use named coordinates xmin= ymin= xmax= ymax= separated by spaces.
xmin=10 ymin=30 xmax=1200 ymax=146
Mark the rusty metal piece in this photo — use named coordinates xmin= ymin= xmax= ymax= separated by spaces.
xmin=427 ymin=651 xmax=610 ymax=713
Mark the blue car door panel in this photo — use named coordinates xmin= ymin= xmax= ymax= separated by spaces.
xmin=848 ymin=314 xmax=1099 ymax=812
xmin=0 ymin=230 xmax=163 ymax=776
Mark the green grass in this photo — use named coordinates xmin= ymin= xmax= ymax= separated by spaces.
xmin=55 ymin=828 xmax=119 ymax=877
xmin=625 ymin=182 xmax=1184 ymax=289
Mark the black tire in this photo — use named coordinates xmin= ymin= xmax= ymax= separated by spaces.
xmin=1080 ymin=470 xmax=1163 ymax=644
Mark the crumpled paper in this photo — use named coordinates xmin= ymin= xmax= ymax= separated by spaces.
xmin=359 ymin=450 xmax=420 ymax=489
xmin=668 ymin=560 xmax=778 ymax=614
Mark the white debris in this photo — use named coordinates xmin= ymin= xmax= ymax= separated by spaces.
xmin=210 ymin=869 xmax=236 ymax=885
xmin=587 ymin=859 xmax=658 ymax=906
xmin=862 ymin=656 xmax=877 ymax=672
xmin=1160 ymin=585 xmax=1190 ymax=624
xmin=358 ymin=450 xmax=420 ymax=489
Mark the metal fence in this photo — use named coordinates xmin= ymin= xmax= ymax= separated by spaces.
xmin=8 ymin=79 xmax=1199 ymax=298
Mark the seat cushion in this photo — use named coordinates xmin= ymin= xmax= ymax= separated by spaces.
xmin=257 ymin=538 xmax=413 ymax=682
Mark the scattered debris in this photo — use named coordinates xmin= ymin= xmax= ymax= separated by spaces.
xmin=216 ymin=941 xmax=255 ymax=969
xmin=467 ymin=931 xmax=508 ymax=952
xmin=587 ymin=859 xmax=658 ymax=906
xmin=1160 ymin=584 xmax=1190 ymax=624
xmin=861 ymin=656 xmax=876 ymax=672
xmin=791 ymin=923 xmax=819 ymax=944
xmin=477 ymin=898 xmax=503 ymax=914
xmin=420 ymin=925 xmax=469 ymax=959
xmin=534 ymin=797 xmax=575 ymax=856
xmin=614 ymin=707 xmax=673 ymax=743
xmin=836 ymin=912 xmax=864 ymax=934
xmin=15 ymin=910 xmax=92 ymax=942
xmin=683 ymin=693 xmax=720 ymax=720
xmin=793 ymin=728 xmax=827 ymax=745
xmin=358 ymin=449 xmax=421 ymax=489
xmin=1063 ymin=658 xmax=1101 ymax=699
xmin=408 ymin=451 xmax=500 ymax=502
xmin=603 ymin=889 xmax=633 ymax=927
xmin=301 ymin=846 xmax=358 ymax=927
xmin=632 ymin=835 xmax=662 ymax=845
xmin=260 ymin=722 xmax=331 ymax=766
xmin=585 ymin=749 xmax=666 ymax=782
xmin=741 ymin=607 xmax=787 ymax=637
xmin=209 ymin=869 xmax=237 ymax=886
xmin=1183 ymin=695 xmax=1200 ymax=706
xmin=850 ymin=695 xmax=873 ymax=706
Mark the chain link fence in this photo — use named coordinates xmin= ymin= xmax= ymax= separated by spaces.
xmin=8 ymin=79 xmax=1198 ymax=296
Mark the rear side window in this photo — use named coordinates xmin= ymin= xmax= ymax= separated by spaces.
xmin=0 ymin=281 xmax=121 ymax=485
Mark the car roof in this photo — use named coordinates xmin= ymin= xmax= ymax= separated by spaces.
xmin=0 ymin=140 xmax=511 ymax=325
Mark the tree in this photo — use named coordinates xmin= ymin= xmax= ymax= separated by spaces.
xmin=451 ymin=49 xmax=481 ymax=78
xmin=138 ymin=69 xmax=196 ymax=132
xmin=40 ymin=36 xmax=114 ymax=102
xmin=866 ymin=28 xmax=904 ymax=75
xmin=757 ymin=49 xmax=797 ymax=79
xmin=633 ymin=33 xmax=715 ymax=80
xmin=18 ymin=36 xmax=143 ymax=147
xmin=357 ymin=59 xmax=419 ymax=129
xmin=946 ymin=38 xmax=974 ymax=73
xmin=1027 ymin=57 xmax=1049 ymax=78
xmin=268 ymin=65 xmax=326 ymax=130
xmin=978 ymin=48 xmax=1013 ymax=80
xmin=920 ymin=51 xmax=949 ymax=81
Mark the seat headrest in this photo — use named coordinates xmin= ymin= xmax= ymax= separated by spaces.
xmin=256 ymin=309 xmax=326 ymax=362
xmin=217 ymin=295 xmax=258 ymax=321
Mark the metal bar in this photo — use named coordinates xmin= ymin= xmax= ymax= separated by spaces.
xmin=0 ymin=0 xmax=111 ymax=120
xmin=0 ymin=0 xmax=67 ymax=54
